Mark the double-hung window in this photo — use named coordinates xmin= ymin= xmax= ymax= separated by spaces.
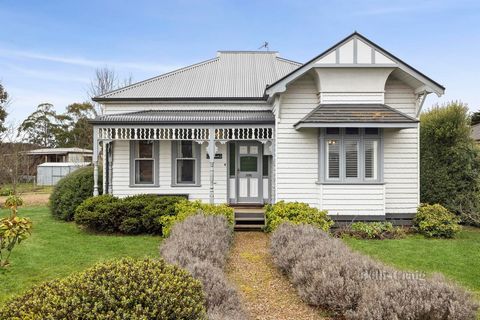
xmin=172 ymin=140 xmax=201 ymax=186
xmin=130 ymin=140 xmax=159 ymax=186
xmin=321 ymin=128 xmax=382 ymax=183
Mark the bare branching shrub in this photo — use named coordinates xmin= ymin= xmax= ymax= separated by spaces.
xmin=160 ymin=215 xmax=247 ymax=320
xmin=270 ymin=223 xmax=478 ymax=319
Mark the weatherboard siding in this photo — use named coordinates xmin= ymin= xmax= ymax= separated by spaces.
xmin=276 ymin=74 xmax=320 ymax=206
xmin=383 ymin=76 xmax=419 ymax=214
xmin=321 ymin=184 xmax=385 ymax=215
xmin=111 ymin=140 xmax=227 ymax=203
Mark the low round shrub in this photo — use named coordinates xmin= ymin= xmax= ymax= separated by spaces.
xmin=74 ymin=194 xmax=122 ymax=232
xmin=414 ymin=203 xmax=461 ymax=238
xmin=50 ymin=166 xmax=102 ymax=221
xmin=0 ymin=258 xmax=207 ymax=319
xmin=265 ymin=201 xmax=333 ymax=232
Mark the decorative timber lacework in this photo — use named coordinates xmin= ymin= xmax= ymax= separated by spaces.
xmin=97 ymin=127 xmax=274 ymax=141
xmin=214 ymin=127 xmax=273 ymax=140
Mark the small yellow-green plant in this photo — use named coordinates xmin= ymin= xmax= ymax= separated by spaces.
xmin=414 ymin=203 xmax=461 ymax=238
xmin=1 ymin=195 xmax=32 ymax=267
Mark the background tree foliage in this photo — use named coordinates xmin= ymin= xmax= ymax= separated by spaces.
xmin=0 ymin=82 xmax=9 ymax=135
xmin=420 ymin=101 xmax=480 ymax=226
xmin=18 ymin=103 xmax=64 ymax=148
xmin=470 ymin=111 xmax=480 ymax=126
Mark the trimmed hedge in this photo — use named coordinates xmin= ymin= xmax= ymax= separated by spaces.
xmin=0 ymin=258 xmax=206 ymax=319
xmin=264 ymin=201 xmax=333 ymax=232
xmin=160 ymin=215 xmax=246 ymax=320
xmin=270 ymin=223 xmax=478 ymax=319
xmin=50 ymin=166 xmax=101 ymax=221
xmin=414 ymin=203 xmax=461 ymax=238
xmin=74 ymin=194 xmax=185 ymax=235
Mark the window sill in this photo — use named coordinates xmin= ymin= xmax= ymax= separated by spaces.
xmin=129 ymin=184 xmax=160 ymax=188
xmin=171 ymin=184 xmax=202 ymax=188
xmin=316 ymin=181 xmax=385 ymax=185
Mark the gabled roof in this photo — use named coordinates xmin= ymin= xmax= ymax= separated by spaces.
xmin=94 ymin=52 xmax=301 ymax=102
xmin=266 ymin=32 xmax=445 ymax=97
xmin=294 ymin=104 xmax=419 ymax=129
xmin=91 ymin=110 xmax=275 ymax=125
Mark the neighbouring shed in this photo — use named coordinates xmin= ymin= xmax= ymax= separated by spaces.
xmin=26 ymin=148 xmax=93 ymax=163
xmin=37 ymin=162 xmax=91 ymax=186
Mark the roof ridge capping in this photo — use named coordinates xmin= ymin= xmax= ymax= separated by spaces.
xmin=265 ymin=31 xmax=445 ymax=98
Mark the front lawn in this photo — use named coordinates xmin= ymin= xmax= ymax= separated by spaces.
xmin=0 ymin=206 xmax=161 ymax=304
xmin=344 ymin=227 xmax=480 ymax=298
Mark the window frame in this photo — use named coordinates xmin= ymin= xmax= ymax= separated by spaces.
xmin=129 ymin=140 xmax=159 ymax=187
xmin=318 ymin=128 xmax=383 ymax=184
xmin=171 ymin=140 xmax=202 ymax=187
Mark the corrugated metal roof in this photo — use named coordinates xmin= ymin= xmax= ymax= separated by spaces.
xmin=26 ymin=148 xmax=93 ymax=155
xmin=295 ymin=104 xmax=418 ymax=127
xmin=91 ymin=110 xmax=275 ymax=124
xmin=95 ymin=52 xmax=301 ymax=100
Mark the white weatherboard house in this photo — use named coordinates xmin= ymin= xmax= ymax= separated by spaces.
xmin=91 ymin=33 xmax=445 ymax=224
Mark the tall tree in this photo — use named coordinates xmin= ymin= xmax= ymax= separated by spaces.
xmin=0 ymin=82 xmax=9 ymax=136
xmin=420 ymin=101 xmax=480 ymax=226
xmin=88 ymin=67 xmax=133 ymax=114
xmin=60 ymin=102 xmax=97 ymax=149
xmin=18 ymin=103 xmax=62 ymax=147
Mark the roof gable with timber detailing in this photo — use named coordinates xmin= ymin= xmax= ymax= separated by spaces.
xmin=265 ymin=32 xmax=445 ymax=97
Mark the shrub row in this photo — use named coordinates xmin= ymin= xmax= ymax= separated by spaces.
xmin=270 ymin=223 xmax=478 ymax=319
xmin=0 ymin=258 xmax=206 ymax=319
xmin=50 ymin=166 xmax=101 ymax=221
xmin=160 ymin=215 xmax=246 ymax=320
xmin=335 ymin=221 xmax=407 ymax=239
xmin=74 ymin=194 xmax=185 ymax=235
xmin=264 ymin=200 xmax=333 ymax=232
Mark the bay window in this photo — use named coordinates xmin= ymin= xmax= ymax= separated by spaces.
xmin=321 ymin=128 xmax=382 ymax=183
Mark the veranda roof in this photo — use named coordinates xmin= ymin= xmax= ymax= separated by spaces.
xmin=91 ymin=110 xmax=275 ymax=125
xmin=294 ymin=104 xmax=419 ymax=129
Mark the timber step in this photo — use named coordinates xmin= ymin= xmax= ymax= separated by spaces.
xmin=234 ymin=209 xmax=265 ymax=230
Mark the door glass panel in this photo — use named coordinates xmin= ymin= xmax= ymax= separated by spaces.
xmin=229 ymin=144 xmax=236 ymax=176
xmin=239 ymin=146 xmax=248 ymax=154
xmin=250 ymin=146 xmax=258 ymax=154
xmin=240 ymin=156 xmax=257 ymax=172
xmin=262 ymin=155 xmax=269 ymax=177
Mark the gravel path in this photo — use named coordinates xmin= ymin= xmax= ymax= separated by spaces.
xmin=226 ymin=232 xmax=327 ymax=320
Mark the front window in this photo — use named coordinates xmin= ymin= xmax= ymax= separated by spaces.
xmin=174 ymin=141 xmax=199 ymax=185
xmin=132 ymin=140 xmax=156 ymax=185
xmin=323 ymin=128 xmax=381 ymax=182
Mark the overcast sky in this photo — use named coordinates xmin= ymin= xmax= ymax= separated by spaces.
xmin=1 ymin=0 xmax=479 ymax=123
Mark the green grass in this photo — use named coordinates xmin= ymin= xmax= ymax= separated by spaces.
xmin=0 ymin=183 xmax=52 ymax=195
xmin=344 ymin=227 xmax=480 ymax=298
xmin=0 ymin=206 xmax=161 ymax=304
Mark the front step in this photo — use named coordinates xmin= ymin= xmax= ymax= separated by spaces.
xmin=233 ymin=208 xmax=265 ymax=230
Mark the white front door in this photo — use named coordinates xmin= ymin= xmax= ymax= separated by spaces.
xmin=236 ymin=142 xmax=262 ymax=203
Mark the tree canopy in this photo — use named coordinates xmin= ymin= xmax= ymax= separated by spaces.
xmin=420 ymin=101 xmax=480 ymax=226
xmin=0 ymin=83 xmax=9 ymax=135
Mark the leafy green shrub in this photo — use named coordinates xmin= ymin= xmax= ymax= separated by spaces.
xmin=264 ymin=201 xmax=333 ymax=232
xmin=335 ymin=221 xmax=406 ymax=239
xmin=1 ymin=195 xmax=32 ymax=268
xmin=160 ymin=200 xmax=234 ymax=237
xmin=50 ymin=166 xmax=102 ymax=221
xmin=414 ymin=203 xmax=461 ymax=238
xmin=0 ymin=258 xmax=206 ymax=319
xmin=74 ymin=194 xmax=186 ymax=235
xmin=421 ymin=102 xmax=480 ymax=226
